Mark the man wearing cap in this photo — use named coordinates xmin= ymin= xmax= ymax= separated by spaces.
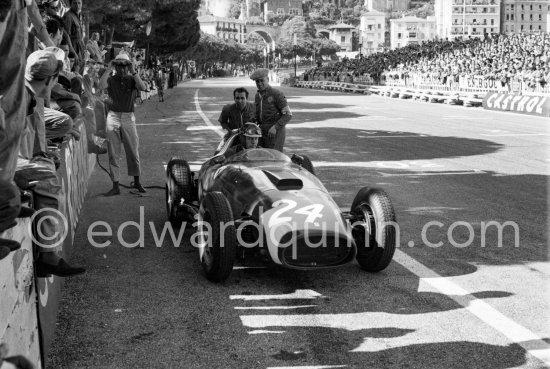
xmin=98 ymin=53 xmax=148 ymax=195
xmin=15 ymin=48 xmax=85 ymax=277
xmin=250 ymin=68 xmax=292 ymax=152
xmin=218 ymin=87 xmax=256 ymax=139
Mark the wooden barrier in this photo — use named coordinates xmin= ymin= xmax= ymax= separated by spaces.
xmin=0 ymin=122 xmax=95 ymax=369
xmin=0 ymin=219 xmax=41 ymax=367
xmin=36 ymin=126 xmax=96 ymax=365
xmin=293 ymin=81 xmax=371 ymax=94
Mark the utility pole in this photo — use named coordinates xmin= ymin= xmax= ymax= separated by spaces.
xmin=293 ymin=33 xmax=297 ymax=77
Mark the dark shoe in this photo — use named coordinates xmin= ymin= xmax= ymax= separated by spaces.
xmin=0 ymin=246 xmax=10 ymax=260
xmin=88 ymin=144 xmax=107 ymax=155
xmin=104 ymin=187 xmax=120 ymax=196
xmin=2 ymin=221 xmax=18 ymax=232
xmin=1 ymin=238 xmax=21 ymax=251
xmin=5 ymin=355 xmax=35 ymax=369
xmin=36 ymin=258 xmax=85 ymax=277
xmin=17 ymin=206 xmax=36 ymax=218
xmin=134 ymin=183 xmax=147 ymax=193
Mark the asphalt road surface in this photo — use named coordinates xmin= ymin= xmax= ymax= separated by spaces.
xmin=49 ymin=77 xmax=550 ymax=369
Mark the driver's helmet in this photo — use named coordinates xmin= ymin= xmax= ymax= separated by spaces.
xmin=242 ymin=122 xmax=262 ymax=138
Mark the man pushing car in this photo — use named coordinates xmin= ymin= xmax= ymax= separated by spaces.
xmin=250 ymin=69 xmax=292 ymax=152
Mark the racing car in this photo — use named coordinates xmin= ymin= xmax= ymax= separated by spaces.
xmin=165 ymin=131 xmax=397 ymax=282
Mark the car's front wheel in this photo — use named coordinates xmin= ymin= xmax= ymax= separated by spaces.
xmin=166 ymin=156 xmax=194 ymax=226
xmin=200 ymin=192 xmax=237 ymax=282
xmin=350 ymin=187 xmax=397 ymax=272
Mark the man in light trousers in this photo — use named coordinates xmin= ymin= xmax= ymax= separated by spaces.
xmin=98 ymin=53 xmax=147 ymax=196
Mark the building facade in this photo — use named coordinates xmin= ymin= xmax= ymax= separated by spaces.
xmin=501 ymin=0 xmax=550 ymax=33
xmin=365 ymin=0 xmax=410 ymax=11
xmin=264 ymin=0 xmax=303 ymax=22
xmin=435 ymin=0 xmax=501 ymax=40
xmin=360 ymin=10 xmax=387 ymax=54
xmin=328 ymin=23 xmax=357 ymax=51
xmin=390 ymin=15 xmax=437 ymax=49
xmin=198 ymin=15 xmax=248 ymax=43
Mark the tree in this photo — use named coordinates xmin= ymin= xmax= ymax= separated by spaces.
xmin=279 ymin=16 xmax=316 ymax=41
xmin=229 ymin=1 xmax=242 ymax=19
xmin=150 ymin=1 xmax=200 ymax=52
xmin=84 ymin=0 xmax=200 ymax=53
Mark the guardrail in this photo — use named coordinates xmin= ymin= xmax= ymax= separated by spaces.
xmin=293 ymin=80 xmax=372 ymax=94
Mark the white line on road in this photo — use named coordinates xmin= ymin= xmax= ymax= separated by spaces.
xmin=194 ymin=89 xmax=224 ymax=138
xmin=230 ymin=289 xmax=323 ymax=300
xmin=393 ymin=250 xmax=550 ymax=366
xmin=378 ymin=170 xmax=483 ymax=177
xmin=267 ymin=365 xmax=348 ymax=369
xmin=248 ymin=330 xmax=286 ymax=334
xmin=357 ymin=135 xmax=426 ymax=138
xmin=187 ymin=125 xmax=221 ymax=131
xmin=235 ymin=305 xmax=317 ymax=310
xmin=136 ymin=123 xmax=177 ymax=126
xmin=314 ymin=161 xmax=444 ymax=169
xmin=480 ymin=133 xmax=549 ymax=137
xmin=233 ymin=266 xmax=267 ymax=270
xmin=442 ymin=117 xmax=492 ymax=120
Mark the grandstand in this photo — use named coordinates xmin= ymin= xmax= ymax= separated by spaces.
xmin=302 ymin=32 xmax=550 ymax=95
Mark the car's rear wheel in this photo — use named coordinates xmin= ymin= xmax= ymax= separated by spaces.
xmin=166 ymin=156 xmax=193 ymax=225
xmin=351 ymin=187 xmax=396 ymax=272
xmin=200 ymin=192 xmax=237 ymax=282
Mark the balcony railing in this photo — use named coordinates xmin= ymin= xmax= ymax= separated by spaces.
xmin=452 ymin=0 xmax=497 ymax=5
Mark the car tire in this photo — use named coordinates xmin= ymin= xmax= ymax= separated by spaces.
xmin=351 ymin=187 xmax=396 ymax=272
xmin=166 ymin=156 xmax=194 ymax=225
xmin=200 ymin=192 xmax=237 ymax=282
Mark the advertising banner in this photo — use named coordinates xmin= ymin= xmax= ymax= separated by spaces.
xmin=483 ymin=93 xmax=550 ymax=117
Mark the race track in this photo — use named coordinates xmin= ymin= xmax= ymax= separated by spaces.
xmin=48 ymin=77 xmax=550 ymax=369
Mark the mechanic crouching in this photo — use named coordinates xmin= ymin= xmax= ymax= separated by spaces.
xmin=250 ymin=69 xmax=292 ymax=152
xmin=225 ymin=123 xmax=262 ymax=157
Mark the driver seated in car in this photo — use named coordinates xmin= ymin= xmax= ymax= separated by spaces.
xmin=225 ymin=122 xmax=262 ymax=158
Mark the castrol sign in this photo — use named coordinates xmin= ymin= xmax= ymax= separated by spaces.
xmin=483 ymin=93 xmax=550 ymax=117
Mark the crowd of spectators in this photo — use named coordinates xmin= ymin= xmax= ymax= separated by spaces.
xmin=0 ymin=0 xmax=193 ymax=363
xmin=303 ymin=32 xmax=550 ymax=92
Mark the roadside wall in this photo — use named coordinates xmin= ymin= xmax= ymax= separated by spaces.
xmin=482 ymin=93 xmax=550 ymax=117
xmin=0 ymin=219 xmax=40 ymax=367
xmin=0 ymin=122 xmax=95 ymax=369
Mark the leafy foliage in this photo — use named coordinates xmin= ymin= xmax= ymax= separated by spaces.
xmin=85 ymin=0 xmax=200 ymax=53
xmin=150 ymin=1 xmax=201 ymax=52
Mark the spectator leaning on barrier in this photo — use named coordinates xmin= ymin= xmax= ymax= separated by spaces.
xmin=98 ymin=53 xmax=148 ymax=196
xmin=218 ymin=87 xmax=256 ymax=139
xmin=0 ymin=0 xmax=55 ymax=183
xmin=250 ymin=69 xmax=292 ymax=152
xmin=15 ymin=48 xmax=85 ymax=277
